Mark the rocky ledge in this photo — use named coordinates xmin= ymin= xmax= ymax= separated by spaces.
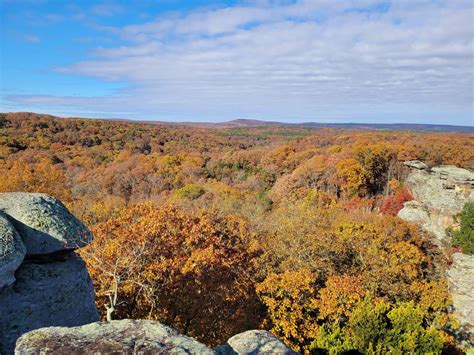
xmin=398 ymin=161 xmax=474 ymax=346
xmin=0 ymin=193 xmax=99 ymax=355
xmin=398 ymin=162 xmax=473 ymax=246
xmin=14 ymin=320 xmax=297 ymax=355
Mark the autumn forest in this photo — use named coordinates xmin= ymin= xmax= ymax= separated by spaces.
xmin=1 ymin=112 xmax=473 ymax=353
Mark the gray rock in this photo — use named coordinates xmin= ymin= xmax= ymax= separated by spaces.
xmin=404 ymin=160 xmax=428 ymax=170
xmin=398 ymin=163 xmax=474 ymax=347
xmin=431 ymin=166 xmax=474 ymax=184
xmin=397 ymin=201 xmax=430 ymax=225
xmin=397 ymin=201 xmax=449 ymax=246
xmin=216 ymin=330 xmax=298 ymax=355
xmin=404 ymin=169 xmax=472 ymax=216
xmin=0 ymin=253 xmax=99 ymax=355
xmin=446 ymin=253 xmax=474 ymax=345
xmin=15 ymin=319 xmax=214 ymax=355
xmin=0 ymin=193 xmax=92 ymax=255
xmin=0 ymin=211 xmax=26 ymax=289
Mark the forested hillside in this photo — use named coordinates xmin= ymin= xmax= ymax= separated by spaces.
xmin=1 ymin=112 xmax=473 ymax=353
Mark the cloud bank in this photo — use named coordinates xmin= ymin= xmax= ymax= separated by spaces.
xmin=5 ymin=0 xmax=474 ymax=124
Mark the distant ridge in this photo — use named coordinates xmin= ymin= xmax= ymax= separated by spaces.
xmin=184 ymin=118 xmax=474 ymax=133
xmin=2 ymin=112 xmax=473 ymax=133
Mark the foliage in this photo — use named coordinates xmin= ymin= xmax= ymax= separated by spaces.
xmin=0 ymin=157 xmax=71 ymax=202
xmin=379 ymin=187 xmax=413 ymax=216
xmin=256 ymin=269 xmax=319 ymax=351
xmin=174 ymin=183 xmax=205 ymax=200
xmin=81 ymin=203 xmax=261 ymax=346
xmin=1 ymin=112 xmax=469 ymax=351
xmin=312 ymin=297 xmax=445 ymax=354
xmin=450 ymin=201 xmax=474 ymax=254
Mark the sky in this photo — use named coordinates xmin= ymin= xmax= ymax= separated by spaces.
xmin=0 ymin=0 xmax=473 ymax=125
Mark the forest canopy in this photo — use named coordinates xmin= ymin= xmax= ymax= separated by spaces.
xmin=1 ymin=112 xmax=473 ymax=353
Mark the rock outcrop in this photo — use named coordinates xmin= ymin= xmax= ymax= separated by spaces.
xmin=15 ymin=319 xmax=215 ymax=355
xmin=0 ymin=193 xmax=99 ymax=355
xmin=215 ymin=330 xmax=297 ymax=355
xmin=15 ymin=320 xmax=298 ymax=355
xmin=0 ymin=212 xmax=26 ymax=288
xmin=0 ymin=192 xmax=93 ymax=255
xmin=398 ymin=162 xmax=473 ymax=247
xmin=397 ymin=162 xmax=474 ymax=346
xmin=446 ymin=253 xmax=474 ymax=338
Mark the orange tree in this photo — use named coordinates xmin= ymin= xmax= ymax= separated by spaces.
xmin=80 ymin=202 xmax=262 ymax=346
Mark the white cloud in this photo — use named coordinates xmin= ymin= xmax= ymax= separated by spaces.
xmin=91 ymin=3 xmax=124 ymax=17
xmin=6 ymin=0 xmax=474 ymax=124
xmin=22 ymin=33 xmax=40 ymax=43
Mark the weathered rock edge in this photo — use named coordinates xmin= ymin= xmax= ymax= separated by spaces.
xmin=0 ymin=211 xmax=26 ymax=288
xmin=0 ymin=192 xmax=93 ymax=255
xmin=15 ymin=319 xmax=300 ymax=355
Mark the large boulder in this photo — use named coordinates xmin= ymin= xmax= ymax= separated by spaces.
xmin=15 ymin=319 xmax=214 ymax=355
xmin=216 ymin=330 xmax=298 ymax=355
xmin=0 ymin=212 xmax=26 ymax=289
xmin=0 ymin=193 xmax=92 ymax=255
xmin=431 ymin=166 xmax=474 ymax=185
xmin=0 ymin=254 xmax=99 ymax=355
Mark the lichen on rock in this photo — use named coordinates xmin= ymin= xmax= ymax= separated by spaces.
xmin=215 ymin=330 xmax=298 ymax=355
xmin=0 ymin=254 xmax=99 ymax=355
xmin=0 ymin=192 xmax=93 ymax=255
xmin=15 ymin=319 xmax=215 ymax=355
xmin=0 ymin=211 xmax=26 ymax=289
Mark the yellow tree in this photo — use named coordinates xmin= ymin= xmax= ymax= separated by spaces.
xmin=256 ymin=269 xmax=319 ymax=352
xmin=0 ymin=158 xmax=71 ymax=202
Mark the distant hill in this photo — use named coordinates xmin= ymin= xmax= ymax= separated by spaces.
xmin=207 ymin=119 xmax=474 ymax=133
xmin=2 ymin=112 xmax=472 ymax=133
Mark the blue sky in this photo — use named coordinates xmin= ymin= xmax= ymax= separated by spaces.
xmin=1 ymin=0 xmax=473 ymax=125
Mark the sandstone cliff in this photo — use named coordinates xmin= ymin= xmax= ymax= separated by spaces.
xmin=398 ymin=161 xmax=474 ymax=347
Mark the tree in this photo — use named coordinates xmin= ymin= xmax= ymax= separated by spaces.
xmin=256 ymin=269 xmax=319 ymax=352
xmin=354 ymin=143 xmax=397 ymax=196
xmin=379 ymin=187 xmax=413 ymax=216
xmin=0 ymin=158 xmax=71 ymax=202
xmin=317 ymin=275 xmax=365 ymax=322
xmin=313 ymin=297 xmax=445 ymax=354
xmin=335 ymin=158 xmax=364 ymax=196
xmin=81 ymin=203 xmax=261 ymax=346
xmin=449 ymin=202 xmax=474 ymax=254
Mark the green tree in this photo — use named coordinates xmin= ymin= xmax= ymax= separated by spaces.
xmin=312 ymin=297 xmax=445 ymax=354
xmin=450 ymin=202 xmax=474 ymax=254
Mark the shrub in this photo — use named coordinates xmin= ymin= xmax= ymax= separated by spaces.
xmin=174 ymin=183 xmax=205 ymax=200
xmin=312 ymin=297 xmax=445 ymax=354
xmin=379 ymin=187 xmax=413 ymax=216
xmin=450 ymin=202 xmax=474 ymax=254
